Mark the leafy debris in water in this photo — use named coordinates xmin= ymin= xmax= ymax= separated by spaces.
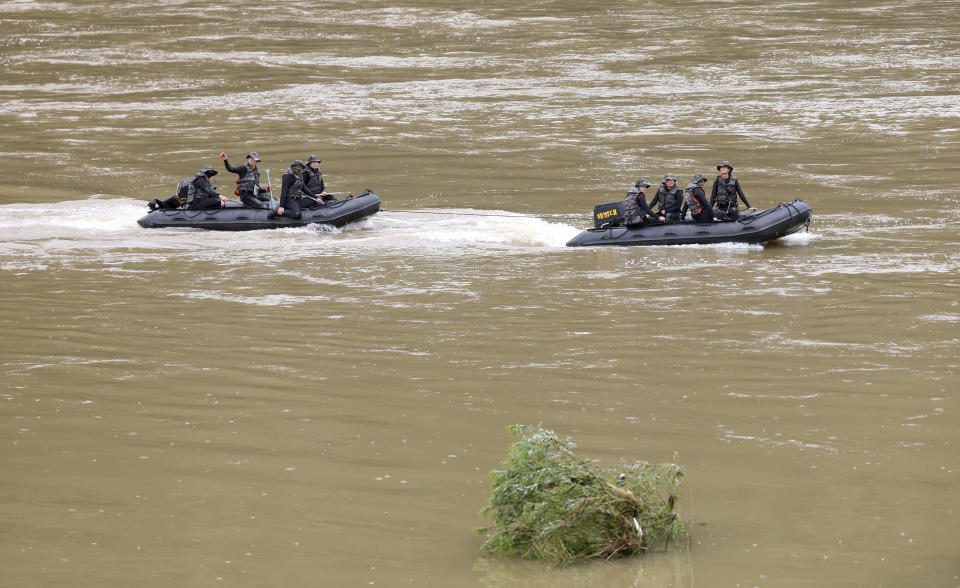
xmin=476 ymin=424 xmax=687 ymax=562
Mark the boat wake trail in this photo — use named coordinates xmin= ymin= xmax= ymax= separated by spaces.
xmin=357 ymin=209 xmax=582 ymax=249
xmin=0 ymin=197 xmax=146 ymax=242
xmin=0 ymin=199 xmax=583 ymax=263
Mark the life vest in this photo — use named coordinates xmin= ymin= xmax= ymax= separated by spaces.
xmin=622 ymin=188 xmax=642 ymax=225
xmin=282 ymin=168 xmax=305 ymax=200
xmin=185 ymin=172 xmax=207 ymax=205
xmin=176 ymin=179 xmax=191 ymax=200
xmin=656 ymin=184 xmax=683 ymax=214
xmin=683 ymin=183 xmax=703 ymax=215
xmin=235 ymin=163 xmax=260 ymax=195
xmin=303 ymin=166 xmax=324 ymax=193
xmin=715 ymin=174 xmax=739 ymax=208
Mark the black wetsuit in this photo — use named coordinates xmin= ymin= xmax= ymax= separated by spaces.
xmin=186 ymin=175 xmax=222 ymax=210
xmin=302 ymin=166 xmax=335 ymax=208
xmin=649 ymin=183 xmax=683 ymax=223
xmin=151 ymin=179 xmax=191 ymax=210
xmin=153 ymin=193 xmax=183 ymax=210
xmin=681 ymin=184 xmax=715 ymax=223
xmin=224 ymin=159 xmax=269 ymax=208
xmin=710 ymin=175 xmax=751 ymax=221
xmin=274 ymin=169 xmax=318 ymax=219
xmin=623 ymin=189 xmax=658 ymax=226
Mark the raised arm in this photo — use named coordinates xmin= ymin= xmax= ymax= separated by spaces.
xmin=222 ymin=158 xmax=245 ymax=175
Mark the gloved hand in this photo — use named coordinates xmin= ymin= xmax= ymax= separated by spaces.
xmin=220 ymin=151 xmax=227 ymax=160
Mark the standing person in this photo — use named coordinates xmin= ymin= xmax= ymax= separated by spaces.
xmin=681 ymin=173 xmax=717 ymax=223
xmin=301 ymin=155 xmax=335 ymax=206
xmin=649 ymin=173 xmax=683 ymax=223
xmin=270 ymin=160 xmax=320 ymax=220
xmin=622 ymin=179 xmax=658 ymax=226
xmin=185 ymin=165 xmax=228 ymax=209
xmin=711 ymin=161 xmax=755 ymax=221
xmin=221 ymin=151 xmax=269 ymax=208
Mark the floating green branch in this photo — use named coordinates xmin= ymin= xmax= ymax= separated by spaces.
xmin=476 ymin=424 xmax=686 ymax=562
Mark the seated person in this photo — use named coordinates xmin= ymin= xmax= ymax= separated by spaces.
xmin=680 ymin=173 xmax=717 ymax=223
xmin=301 ymin=155 xmax=336 ymax=207
xmin=270 ymin=160 xmax=319 ymax=220
xmin=185 ymin=165 xmax=228 ymax=209
xmin=149 ymin=177 xmax=198 ymax=211
xmin=650 ymin=173 xmax=683 ymax=223
xmin=711 ymin=161 xmax=756 ymax=221
xmin=622 ymin=179 xmax=658 ymax=226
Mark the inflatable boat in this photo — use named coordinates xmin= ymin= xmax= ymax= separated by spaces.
xmin=137 ymin=190 xmax=380 ymax=231
xmin=566 ymin=199 xmax=812 ymax=247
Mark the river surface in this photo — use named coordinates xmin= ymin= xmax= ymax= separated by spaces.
xmin=1 ymin=1 xmax=959 ymax=586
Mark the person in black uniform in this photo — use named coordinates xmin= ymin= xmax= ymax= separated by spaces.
xmin=221 ymin=151 xmax=269 ymax=208
xmin=301 ymin=155 xmax=335 ymax=208
xmin=622 ymin=179 xmax=658 ymax=226
xmin=185 ymin=165 xmax=228 ymax=209
xmin=148 ymin=182 xmax=187 ymax=211
xmin=649 ymin=173 xmax=683 ymax=223
xmin=710 ymin=161 xmax=756 ymax=221
xmin=270 ymin=160 xmax=320 ymax=220
xmin=680 ymin=173 xmax=717 ymax=223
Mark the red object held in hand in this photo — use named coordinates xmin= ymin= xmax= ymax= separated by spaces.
xmin=220 ymin=151 xmax=226 ymax=160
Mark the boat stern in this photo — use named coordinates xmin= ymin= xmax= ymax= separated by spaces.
xmin=565 ymin=230 xmax=591 ymax=247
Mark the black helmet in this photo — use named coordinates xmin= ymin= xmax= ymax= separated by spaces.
xmin=200 ymin=164 xmax=217 ymax=176
xmin=691 ymin=173 xmax=706 ymax=184
xmin=716 ymin=161 xmax=734 ymax=171
xmin=291 ymin=159 xmax=305 ymax=169
xmin=635 ymin=179 xmax=651 ymax=188
xmin=306 ymin=155 xmax=321 ymax=163
xmin=663 ymin=173 xmax=677 ymax=182
xmin=247 ymin=152 xmax=261 ymax=162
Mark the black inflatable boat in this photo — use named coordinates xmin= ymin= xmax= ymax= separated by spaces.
xmin=566 ymin=199 xmax=812 ymax=247
xmin=137 ymin=190 xmax=381 ymax=231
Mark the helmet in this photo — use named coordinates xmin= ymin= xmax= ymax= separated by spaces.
xmin=691 ymin=173 xmax=706 ymax=184
xmin=246 ymin=152 xmax=261 ymax=162
xmin=635 ymin=179 xmax=651 ymax=188
xmin=716 ymin=161 xmax=734 ymax=171
xmin=663 ymin=173 xmax=676 ymax=182
xmin=291 ymin=159 xmax=305 ymax=169
xmin=306 ymin=155 xmax=321 ymax=163
xmin=200 ymin=164 xmax=217 ymax=176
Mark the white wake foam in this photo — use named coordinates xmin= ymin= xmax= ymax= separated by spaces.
xmin=0 ymin=199 xmax=583 ymax=264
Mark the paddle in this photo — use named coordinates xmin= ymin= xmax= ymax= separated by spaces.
xmin=265 ymin=169 xmax=278 ymax=211
xmin=302 ymin=191 xmax=350 ymax=204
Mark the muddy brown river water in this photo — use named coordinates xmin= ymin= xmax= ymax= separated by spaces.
xmin=1 ymin=1 xmax=959 ymax=586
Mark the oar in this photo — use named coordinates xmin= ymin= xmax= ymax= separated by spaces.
xmin=302 ymin=191 xmax=350 ymax=204
xmin=265 ymin=169 xmax=278 ymax=210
